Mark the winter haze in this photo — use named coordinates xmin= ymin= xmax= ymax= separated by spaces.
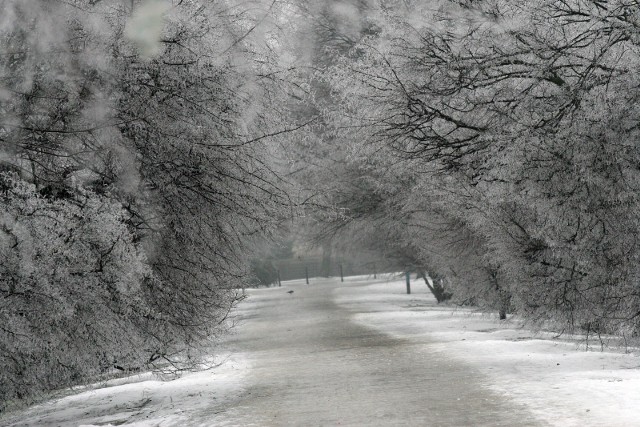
xmin=1 ymin=1 xmax=640 ymax=426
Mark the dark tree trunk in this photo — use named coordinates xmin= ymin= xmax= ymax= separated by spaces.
xmin=320 ymin=243 xmax=332 ymax=278
xmin=490 ymin=268 xmax=510 ymax=320
xmin=417 ymin=269 xmax=452 ymax=303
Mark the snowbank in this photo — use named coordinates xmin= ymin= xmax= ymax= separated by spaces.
xmin=335 ymin=278 xmax=640 ymax=427
xmin=0 ymin=353 xmax=249 ymax=427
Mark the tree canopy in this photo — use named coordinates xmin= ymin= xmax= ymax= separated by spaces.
xmin=0 ymin=0 xmax=298 ymax=405
xmin=299 ymin=0 xmax=640 ymax=331
xmin=3 ymin=0 xmax=640 ymax=408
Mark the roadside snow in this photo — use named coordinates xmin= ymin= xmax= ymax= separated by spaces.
xmin=335 ymin=277 xmax=640 ymax=427
xmin=0 ymin=353 xmax=249 ymax=427
xmin=4 ymin=275 xmax=640 ymax=426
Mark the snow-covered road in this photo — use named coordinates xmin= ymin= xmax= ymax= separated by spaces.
xmin=209 ymin=277 xmax=541 ymax=426
xmin=4 ymin=275 xmax=640 ymax=426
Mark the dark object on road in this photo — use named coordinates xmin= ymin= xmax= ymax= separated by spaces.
xmin=287 ymin=290 xmax=294 ymax=294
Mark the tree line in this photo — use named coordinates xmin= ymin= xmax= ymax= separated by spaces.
xmin=3 ymin=0 xmax=640 ymax=409
xmin=0 ymin=0 xmax=299 ymax=406
xmin=292 ymin=0 xmax=640 ymax=340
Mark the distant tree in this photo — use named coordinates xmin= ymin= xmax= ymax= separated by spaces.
xmin=248 ymin=237 xmax=296 ymax=287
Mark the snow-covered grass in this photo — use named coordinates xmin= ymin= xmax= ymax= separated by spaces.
xmin=0 ymin=353 xmax=249 ymax=427
xmin=335 ymin=277 xmax=640 ymax=427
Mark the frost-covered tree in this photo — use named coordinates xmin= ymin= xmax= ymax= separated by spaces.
xmin=0 ymin=0 xmax=299 ymax=404
xmin=0 ymin=174 xmax=151 ymax=402
xmin=278 ymin=0 xmax=381 ymax=275
xmin=321 ymin=0 xmax=640 ymax=332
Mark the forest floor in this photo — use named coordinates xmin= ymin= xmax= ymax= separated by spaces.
xmin=2 ymin=276 xmax=640 ymax=426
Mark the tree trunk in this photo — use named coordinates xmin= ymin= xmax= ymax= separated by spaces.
xmin=320 ymin=243 xmax=332 ymax=278
xmin=490 ymin=268 xmax=510 ymax=320
xmin=418 ymin=269 xmax=452 ymax=303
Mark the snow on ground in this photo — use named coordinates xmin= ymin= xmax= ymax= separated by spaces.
xmin=335 ymin=276 xmax=640 ymax=427
xmin=3 ymin=275 xmax=640 ymax=426
xmin=0 ymin=353 xmax=249 ymax=427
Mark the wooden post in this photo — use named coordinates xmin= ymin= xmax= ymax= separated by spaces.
xmin=340 ymin=264 xmax=344 ymax=282
xmin=374 ymin=265 xmax=377 ymax=279
xmin=277 ymin=270 xmax=281 ymax=287
xmin=405 ymin=271 xmax=411 ymax=294
xmin=305 ymin=266 xmax=309 ymax=285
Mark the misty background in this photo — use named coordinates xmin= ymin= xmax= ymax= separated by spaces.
xmin=2 ymin=0 xmax=640 ymax=411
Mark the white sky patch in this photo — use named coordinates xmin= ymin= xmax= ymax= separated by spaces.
xmin=331 ymin=1 xmax=363 ymax=41
xmin=0 ymin=85 xmax=11 ymax=102
xmin=125 ymin=0 xmax=171 ymax=59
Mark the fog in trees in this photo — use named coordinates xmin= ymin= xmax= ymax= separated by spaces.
xmin=0 ymin=0 xmax=299 ymax=405
xmin=3 ymin=0 xmax=640 ymax=410
xmin=307 ymin=0 xmax=640 ymax=331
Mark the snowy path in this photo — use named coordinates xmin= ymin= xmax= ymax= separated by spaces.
xmin=4 ymin=276 xmax=640 ymax=426
xmin=206 ymin=277 xmax=541 ymax=426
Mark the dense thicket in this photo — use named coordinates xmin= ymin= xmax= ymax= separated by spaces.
xmin=295 ymin=0 xmax=640 ymax=335
xmin=0 ymin=0 xmax=295 ymax=405
xmin=5 ymin=0 xmax=640 ymax=408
